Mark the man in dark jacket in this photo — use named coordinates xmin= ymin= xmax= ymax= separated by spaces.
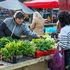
xmin=0 ymin=11 xmax=43 ymax=39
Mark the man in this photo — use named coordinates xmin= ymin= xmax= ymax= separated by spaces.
xmin=0 ymin=11 xmax=43 ymax=39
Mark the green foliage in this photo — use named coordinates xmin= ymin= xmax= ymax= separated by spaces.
xmin=0 ymin=37 xmax=14 ymax=48
xmin=0 ymin=36 xmax=57 ymax=61
xmin=31 ymin=37 xmax=56 ymax=51
xmin=17 ymin=40 xmax=36 ymax=55
xmin=1 ymin=39 xmax=36 ymax=60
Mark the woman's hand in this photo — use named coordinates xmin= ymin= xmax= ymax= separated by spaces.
xmin=54 ymin=35 xmax=58 ymax=42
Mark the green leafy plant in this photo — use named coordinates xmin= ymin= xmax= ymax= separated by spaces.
xmin=1 ymin=41 xmax=22 ymax=60
xmin=17 ymin=40 xmax=36 ymax=55
xmin=0 ymin=37 xmax=14 ymax=48
xmin=1 ymin=40 xmax=36 ymax=61
xmin=31 ymin=37 xmax=56 ymax=51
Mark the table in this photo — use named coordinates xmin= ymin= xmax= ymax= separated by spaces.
xmin=26 ymin=23 xmax=56 ymax=27
xmin=0 ymin=54 xmax=53 ymax=70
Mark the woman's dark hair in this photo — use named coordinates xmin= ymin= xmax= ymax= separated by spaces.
xmin=58 ymin=11 xmax=70 ymax=28
xmin=13 ymin=11 xmax=24 ymax=19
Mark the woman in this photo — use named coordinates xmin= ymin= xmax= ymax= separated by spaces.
xmin=58 ymin=11 xmax=70 ymax=70
xmin=0 ymin=11 xmax=43 ymax=39
xmin=30 ymin=12 xmax=46 ymax=35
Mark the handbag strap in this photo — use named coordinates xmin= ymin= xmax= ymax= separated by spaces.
xmin=57 ymin=45 xmax=64 ymax=57
xmin=57 ymin=44 xmax=61 ymax=51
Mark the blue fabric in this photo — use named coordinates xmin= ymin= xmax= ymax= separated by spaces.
xmin=44 ymin=27 xmax=57 ymax=33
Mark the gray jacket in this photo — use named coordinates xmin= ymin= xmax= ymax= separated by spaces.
xmin=0 ymin=17 xmax=38 ymax=39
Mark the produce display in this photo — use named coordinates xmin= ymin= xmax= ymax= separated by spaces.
xmin=0 ymin=35 xmax=57 ymax=62
xmin=31 ymin=35 xmax=57 ymax=51
xmin=0 ymin=37 xmax=36 ymax=61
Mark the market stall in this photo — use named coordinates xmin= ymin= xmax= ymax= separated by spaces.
xmin=24 ymin=0 xmax=59 ymax=8
xmin=0 ymin=35 xmax=56 ymax=70
xmin=24 ymin=0 xmax=59 ymax=23
xmin=0 ymin=55 xmax=53 ymax=70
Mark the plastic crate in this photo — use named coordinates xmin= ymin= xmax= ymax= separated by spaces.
xmin=35 ymin=49 xmax=55 ymax=58
xmin=2 ymin=55 xmax=24 ymax=64
xmin=23 ymin=49 xmax=55 ymax=58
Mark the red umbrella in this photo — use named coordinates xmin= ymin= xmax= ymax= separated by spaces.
xmin=24 ymin=0 xmax=59 ymax=8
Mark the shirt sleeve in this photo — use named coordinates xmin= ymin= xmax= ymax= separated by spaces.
xmin=22 ymin=24 xmax=39 ymax=38
xmin=58 ymin=28 xmax=68 ymax=49
xmin=0 ymin=22 xmax=6 ymax=38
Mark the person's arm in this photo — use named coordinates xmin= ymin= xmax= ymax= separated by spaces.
xmin=22 ymin=24 xmax=43 ymax=38
xmin=58 ymin=28 xmax=68 ymax=49
xmin=53 ymin=34 xmax=58 ymax=42
xmin=0 ymin=22 xmax=6 ymax=38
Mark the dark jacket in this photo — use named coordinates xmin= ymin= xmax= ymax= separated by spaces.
xmin=0 ymin=18 xmax=38 ymax=39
